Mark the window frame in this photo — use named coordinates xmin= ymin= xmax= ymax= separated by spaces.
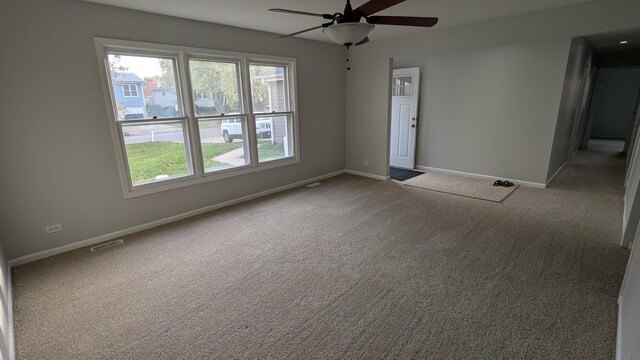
xmin=249 ymin=61 xmax=295 ymax=164
xmin=95 ymin=37 xmax=300 ymax=198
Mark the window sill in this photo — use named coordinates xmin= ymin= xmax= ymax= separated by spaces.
xmin=122 ymin=156 xmax=300 ymax=199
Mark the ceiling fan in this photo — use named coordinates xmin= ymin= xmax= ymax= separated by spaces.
xmin=269 ymin=0 xmax=439 ymax=47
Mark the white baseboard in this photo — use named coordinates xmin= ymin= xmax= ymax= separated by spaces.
xmin=344 ymin=169 xmax=390 ymax=181
xmin=6 ymin=265 xmax=15 ymax=360
xmin=415 ymin=165 xmax=546 ymax=188
xmin=8 ymin=170 xmax=346 ymax=268
xmin=545 ymin=161 xmax=567 ymax=188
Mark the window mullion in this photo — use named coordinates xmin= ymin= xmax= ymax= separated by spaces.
xmin=241 ymin=58 xmax=258 ymax=168
xmin=179 ymin=52 xmax=204 ymax=179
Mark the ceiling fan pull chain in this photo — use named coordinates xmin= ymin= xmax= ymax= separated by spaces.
xmin=346 ymin=45 xmax=351 ymax=71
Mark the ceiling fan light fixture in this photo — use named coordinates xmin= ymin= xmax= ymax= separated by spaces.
xmin=323 ymin=23 xmax=374 ymax=46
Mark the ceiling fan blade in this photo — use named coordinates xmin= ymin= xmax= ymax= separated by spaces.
xmin=367 ymin=16 xmax=438 ymax=27
xmin=355 ymin=0 xmax=405 ymax=16
xmin=279 ymin=25 xmax=324 ymax=38
xmin=355 ymin=37 xmax=370 ymax=46
xmin=269 ymin=8 xmax=334 ymax=20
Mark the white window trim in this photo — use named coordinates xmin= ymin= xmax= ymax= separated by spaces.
xmin=122 ymin=83 xmax=138 ymax=97
xmin=94 ymin=37 xmax=300 ymax=199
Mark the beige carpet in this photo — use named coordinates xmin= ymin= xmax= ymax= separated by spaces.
xmin=12 ymin=145 xmax=629 ymax=359
xmin=403 ymin=171 xmax=519 ymax=202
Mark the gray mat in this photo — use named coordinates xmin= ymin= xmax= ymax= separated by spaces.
xmin=403 ymin=171 xmax=519 ymax=202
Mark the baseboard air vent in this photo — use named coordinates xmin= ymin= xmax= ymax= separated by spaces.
xmin=90 ymin=239 xmax=124 ymax=252
xmin=306 ymin=182 xmax=322 ymax=188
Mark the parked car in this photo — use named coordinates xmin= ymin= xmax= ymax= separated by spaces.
xmin=221 ymin=118 xmax=272 ymax=143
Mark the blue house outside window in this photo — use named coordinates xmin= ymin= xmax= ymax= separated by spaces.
xmin=112 ymin=72 xmax=146 ymax=120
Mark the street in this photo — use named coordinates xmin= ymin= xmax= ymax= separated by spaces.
xmin=123 ymin=125 xmax=224 ymax=144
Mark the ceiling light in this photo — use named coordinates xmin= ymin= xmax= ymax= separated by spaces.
xmin=620 ymin=40 xmax=629 ymax=44
xmin=323 ymin=23 xmax=374 ymax=46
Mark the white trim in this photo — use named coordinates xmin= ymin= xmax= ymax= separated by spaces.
xmin=7 ymin=265 xmax=14 ymax=360
xmin=344 ymin=169 xmax=389 ymax=181
xmin=545 ymin=161 xmax=567 ymax=188
xmin=415 ymin=165 xmax=546 ymax=188
xmin=616 ymin=295 xmax=623 ymax=360
xmin=8 ymin=170 xmax=344 ymax=267
xmin=616 ymin=219 xmax=640 ymax=360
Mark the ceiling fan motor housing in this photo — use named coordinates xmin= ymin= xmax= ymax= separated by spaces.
xmin=323 ymin=23 xmax=375 ymax=46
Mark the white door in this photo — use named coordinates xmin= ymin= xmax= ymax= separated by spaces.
xmin=390 ymin=68 xmax=420 ymax=169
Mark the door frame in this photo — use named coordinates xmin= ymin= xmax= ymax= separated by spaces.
xmin=388 ymin=67 xmax=420 ymax=170
xmin=580 ymin=68 xmax=605 ymax=148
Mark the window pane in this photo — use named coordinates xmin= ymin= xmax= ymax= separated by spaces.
xmin=199 ymin=118 xmax=249 ymax=173
xmin=256 ymin=115 xmax=293 ymax=163
xmin=250 ymin=64 xmax=289 ymax=113
xmin=189 ymin=60 xmax=242 ymax=117
xmin=107 ymin=54 xmax=183 ymax=121
xmin=121 ymin=122 xmax=190 ymax=185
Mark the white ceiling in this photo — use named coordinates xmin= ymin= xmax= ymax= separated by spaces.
xmin=83 ymin=0 xmax=593 ymax=43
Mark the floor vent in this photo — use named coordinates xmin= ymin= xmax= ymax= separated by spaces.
xmin=90 ymin=239 xmax=124 ymax=252
xmin=306 ymin=182 xmax=322 ymax=188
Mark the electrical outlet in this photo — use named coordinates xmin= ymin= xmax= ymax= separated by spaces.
xmin=45 ymin=224 xmax=63 ymax=234
xmin=363 ymin=160 xmax=369 ymax=166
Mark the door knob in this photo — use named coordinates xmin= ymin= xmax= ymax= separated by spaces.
xmin=411 ymin=124 xmax=416 ymax=128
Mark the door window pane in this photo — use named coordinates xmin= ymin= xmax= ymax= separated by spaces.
xmin=255 ymin=115 xmax=293 ymax=163
xmin=392 ymin=75 xmax=413 ymax=97
xmin=107 ymin=54 xmax=183 ymax=121
xmin=121 ymin=121 xmax=190 ymax=185
xmin=199 ymin=118 xmax=248 ymax=173
xmin=250 ymin=64 xmax=289 ymax=113
xmin=189 ymin=60 xmax=242 ymax=117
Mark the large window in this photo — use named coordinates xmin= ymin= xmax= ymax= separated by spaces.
xmin=96 ymin=38 xmax=298 ymax=197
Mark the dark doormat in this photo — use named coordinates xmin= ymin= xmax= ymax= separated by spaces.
xmin=390 ymin=167 xmax=424 ymax=181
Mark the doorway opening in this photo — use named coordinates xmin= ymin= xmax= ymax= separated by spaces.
xmin=581 ymin=67 xmax=640 ymax=154
xmin=577 ymin=31 xmax=640 ymax=158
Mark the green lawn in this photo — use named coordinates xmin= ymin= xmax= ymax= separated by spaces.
xmin=258 ymin=141 xmax=286 ymax=162
xmin=125 ymin=141 xmax=242 ymax=185
xmin=125 ymin=140 xmax=287 ymax=185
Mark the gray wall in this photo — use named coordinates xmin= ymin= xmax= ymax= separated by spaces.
xmin=590 ymin=68 xmax=640 ymax=140
xmin=345 ymin=0 xmax=640 ymax=182
xmin=393 ymin=39 xmax=570 ymax=184
xmin=0 ymin=243 xmax=9 ymax=360
xmin=0 ymin=0 xmax=346 ymax=259
xmin=546 ymin=38 xmax=597 ymax=181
